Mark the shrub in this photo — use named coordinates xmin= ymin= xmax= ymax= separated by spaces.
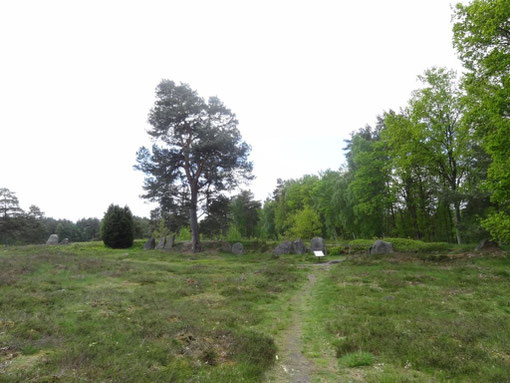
xmin=177 ymin=227 xmax=191 ymax=241
xmin=338 ymin=351 xmax=374 ymax=367
xmin=328 ymin=246 xmax=344 ymax=256
xmin=101 ymin=204 xmax=134 ymax=249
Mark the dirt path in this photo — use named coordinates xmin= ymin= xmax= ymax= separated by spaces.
xmin=267 ymin=273 xmax=316 ymax=383
xmin=267 ymin=259 xmax=343 ymax=383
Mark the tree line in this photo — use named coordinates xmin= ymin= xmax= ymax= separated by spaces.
xmin=2 ymin=0 xmax=507 ymax=249
xmin=0 ymin=188 xmax=151 ymax=245
xmin=137 ymin=0 xmax=509 ymax=247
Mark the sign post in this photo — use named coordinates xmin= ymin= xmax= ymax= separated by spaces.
xmin=313 ymin=250 xmax=325 ymax=263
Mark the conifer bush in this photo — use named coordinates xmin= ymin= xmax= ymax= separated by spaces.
xmin=101 ymin=204 xmax=134 ymax=248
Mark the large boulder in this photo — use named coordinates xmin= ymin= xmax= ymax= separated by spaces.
xmin=369 ymin=240 xmax=394 ymax=254
xmin=164 ymin=234 xmax=175 ymax=250
xmin=292 ymin=239 xmax=307 ymax=254
xmin=232 ymin=242 xmax=244 ymax=255
xmin=155 ymin=237 xmax=166 ymax=250
xmin=475 ymin=239 xmax=499 ymax=251
xmin=310 ymin=237 xmax=326 ymax=254
xmin=143 ymin=238 xmax=156 ymax=250
xmin=273 ymin=241 xmax=292 ymax=255
xmin=46 ymin=234 xmax=59 ymax=245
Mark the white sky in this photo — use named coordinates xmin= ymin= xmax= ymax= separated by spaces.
xmin=0 ymin=0 xmax=464 ymax=221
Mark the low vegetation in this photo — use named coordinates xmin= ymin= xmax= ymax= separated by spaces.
xmin=1 ymin=240 xmax=509 ymax=382
xmin=303 ymin=249 xmax=510 ymax=382
xmin=0 ymin=242 xmax=305 ymax=382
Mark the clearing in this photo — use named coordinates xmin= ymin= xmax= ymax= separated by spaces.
xmin=0 ymin=242 xmax=509 ymax=382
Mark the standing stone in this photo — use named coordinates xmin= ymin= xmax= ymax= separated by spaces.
xmin=310 ymin=237 xmax=326 ymax=254
xmin=164 ymin=234 xmax=175 ymax=250
xmin=292 ymin=239 xmax=307 ymax=254
xmin=369 ymin=240 xmax=394 ymax=254
xmin=59 ymin=238 xmax=69 ymax=245
xmin=155 ymin=237 xmax=166 ymax=250
xmin=143 ymin=238 xmax=156 ymax=250
xmin=475 ymin=239 xmax=499 ymax=251
xmin=232 ymin=242 xmax=244 ymax=255
xmin=46 ymin=234 xmax=59 ymax=245
xmin=273 ymin=241 xmax=292 ymax=255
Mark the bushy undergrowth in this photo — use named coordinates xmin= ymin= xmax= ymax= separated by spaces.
xmin=342 ymin=238 xmax=472 ymax=254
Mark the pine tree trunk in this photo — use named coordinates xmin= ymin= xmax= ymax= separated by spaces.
xmin=189 ymin=188 xmax=201 ymax=253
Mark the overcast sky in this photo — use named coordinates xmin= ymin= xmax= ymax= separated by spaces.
xmin=0 ymin=0 xmax=464 ymax=221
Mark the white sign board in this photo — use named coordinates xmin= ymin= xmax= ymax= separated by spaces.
xmin=313 ymin=251 xmax=325 ymax=257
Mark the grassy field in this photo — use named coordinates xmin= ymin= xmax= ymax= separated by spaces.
xmin=0 ymin=241 xmax=307 ymax=382
xmin=303 ymin=251 xmax=510 ymax=382
xmin=1 ymin=241 xmax=509 ymax=382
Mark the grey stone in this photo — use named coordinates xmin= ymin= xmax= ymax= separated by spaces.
xmin=164 ymin=234 xmax=175 ymax=250
xmin=273 ymin=241 xmax=292 ymax=255
xmin=155 ymin=237 xmax=166 ymax=250
xmin=46 ymin=234 xmax=59 ymax=245
xmin=59 ymin=238 xmax=69 ymax=245
xmin=292 ymin=239 xmax=307 ymax=254
xmin=143 ymin=238 xmax=156 ymax=250
xmin=310 ymin=237 xmax=326 ymax=254
xmin=475 ymin=239 xmax=499 ymax=251
xmin=369 ymin=240 xmax=394 ymax=254
xmin=232 ymin=242 xmax=244 ymax=255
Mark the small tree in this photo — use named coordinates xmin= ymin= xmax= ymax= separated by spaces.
xmin=101 ymin=204 xmax=134 ymax=248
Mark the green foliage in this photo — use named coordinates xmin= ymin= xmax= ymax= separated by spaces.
xmin=152 ymin=218 xmax=171 ymax=239
xmin=56 ymin=220 xmax=85 ymax=242
xmin=453 ymin=0 xmax=510 ymax=242
xmin=230 ymin=190 xmax=260 ymax=238
xmin=135 ymin=80 xmax=253 ymax=252
xmin=481 ymin=211 xmax=510 ymax=243
xmin=328 ymin=246 xmax=344 ymax=256
xmin=287 ymin=206 xmax=322 ymax=239
xmin=200 ymin=195 xmax=231 ymax=239
xmin=338 ymin=351 xmax=374 ymax=367
xmin=76 ymin=217 xmax=101 ymax=241
xmin=177 ymin=227 xmax=191 ymax=241
xmin=0 ymin=188 xmax=23 ymax=218
xmin=101 ymin=204 xmax=134 ymax=249
xmin=132 ymin=216 xmax=151 ymax=239
xmin=347 ymin=123 xmax=391 ymax=238
xmin=258 ymin=199 xmax=277 ymax=240
xmin=226 ymin=224 xmax=242 ymax=241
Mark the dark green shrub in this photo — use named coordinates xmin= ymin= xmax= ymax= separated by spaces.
xmin=101 ymin=204 xmax=134 ymax=249
xmin=328 ymin=246 xmax=344 ymax=256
